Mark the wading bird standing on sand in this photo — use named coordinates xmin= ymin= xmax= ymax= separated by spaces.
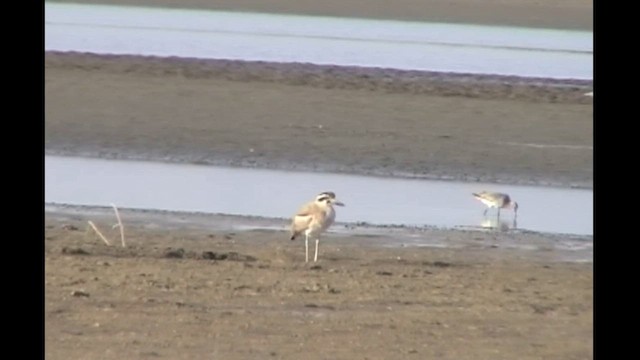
xmin=472 ymin=191 xmax=518 ymax=219
xmin=290 ymin=191 xmax=345 ymax=263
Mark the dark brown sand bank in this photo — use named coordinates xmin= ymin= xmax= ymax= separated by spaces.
xmin=45 ymin=52 xmax=592 ymax=188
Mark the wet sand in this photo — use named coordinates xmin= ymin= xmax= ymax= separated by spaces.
xmin=45 ymin=1 xmax=593 ymax=359
xmin=45 ymin=52 xmax=593 ymax=189
xmin=45 ymin=206 xmax=592 ymax=360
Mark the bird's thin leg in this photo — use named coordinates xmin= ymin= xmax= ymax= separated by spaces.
xmin=483 ymin=208 xmax=488 ymax=216
xmin=497 ymin=208 xmax=501 ymax=220
xmin=314 ymin=238 xmax=319 ymax=262
xmin=305 ymin=233 xmax=309 ymax=263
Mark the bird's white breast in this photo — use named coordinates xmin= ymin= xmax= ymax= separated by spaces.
xmin=322 ymin=206 xmax=336 ymax=231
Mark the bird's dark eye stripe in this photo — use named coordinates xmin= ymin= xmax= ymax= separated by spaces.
xmin=317 ymin=196 xmax=330 ymax=202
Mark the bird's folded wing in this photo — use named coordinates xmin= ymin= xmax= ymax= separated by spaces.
xmin=474 ymin=191 xmax=496 ymax=200
xmin=295 ymin=202 xmax=318 ymax=217
xmin=293 ymin=203 xmax=326 ymax=227
xmin=292 ymin=214 xmax=313 ymax=230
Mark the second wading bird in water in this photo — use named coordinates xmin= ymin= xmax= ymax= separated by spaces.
xmin=290 ymin=191 xmax=345 ymax=263
xmin=472 ymin=191 xmax=518 ymax=219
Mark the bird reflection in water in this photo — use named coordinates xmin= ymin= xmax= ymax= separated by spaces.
xmin=480 ymin=217 xmax=517 ymax=232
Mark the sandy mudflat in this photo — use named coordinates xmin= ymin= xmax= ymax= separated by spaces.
xmin=45 ymin=1 xmax=593 ymax=359
xmin=45 ymin=1 xmax=593 ymax=188
xmin=45 ymin=51 xmax=593 ymax=189
xmin=45 ymin=206 xmax=592 ymax=360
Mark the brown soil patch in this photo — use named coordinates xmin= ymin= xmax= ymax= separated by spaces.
xmin=45 ymin=52 xmax=593 ymax=188
xmin=45 ymin=209 xmax=592 ymax=360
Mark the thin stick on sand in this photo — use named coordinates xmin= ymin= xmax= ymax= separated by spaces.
xmin=88 ymin=221 xmax=112 ymax=246
xmin=111 ymin=203 xmax=126 ymax=248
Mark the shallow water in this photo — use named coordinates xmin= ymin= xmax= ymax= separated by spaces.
xmin=45 ymin=2 xmax=593 ymax=79
xmin=45 ymin=155 xmax=593 ymax=236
